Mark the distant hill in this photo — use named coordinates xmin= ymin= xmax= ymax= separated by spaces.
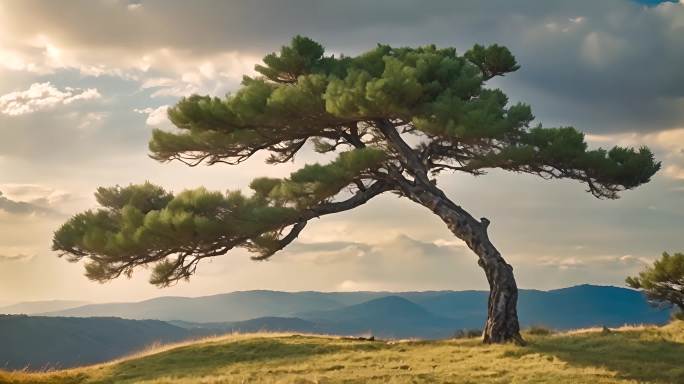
xmin=517 ymin=284 xmax=669 ymax=329
xmin=297 ymin=296 xmax=456 ymax=338
xmin=404 ymin=290 xmax=489 ymax=329
xmin=0 ymin=300 xmax=89 ymax=315
xmin=404 ymin=285 xmax=669 ymax=330
xmin=41 ymin=285 xmax=669 ymax=333
xmin=42 ymin=291 xmax=348 ymax=322
xmin=169 ymin=286 xmax=668 ymax=339
xmin=0 ymin=315 xmax=193 ymax=370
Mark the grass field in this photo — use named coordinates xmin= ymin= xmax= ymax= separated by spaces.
xmin=1 ymin=321 xmax=683 ymax=384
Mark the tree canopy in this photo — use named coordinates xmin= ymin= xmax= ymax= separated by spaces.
xmin=53 ymin=36 xmax=660 ymax=287
xmin=627 ymin=252 xmax=684 ymax=318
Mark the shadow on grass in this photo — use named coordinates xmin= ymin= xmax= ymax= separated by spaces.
xmin=527 ymin=331 xmax=684 ymax=384
xmin=93 ymin=336 xmax=352 ymax=384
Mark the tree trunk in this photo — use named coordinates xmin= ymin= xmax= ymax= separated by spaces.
xmin=373 ymin=119 xmax=523 ymax=343
xmin=479 ymin=254 xmax=524 ymax=344
xmin=396 ymin=179 xmax=525 ymax=344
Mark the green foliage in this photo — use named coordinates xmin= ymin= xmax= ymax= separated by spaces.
xmin=150 ymin=36 xmax=658 ymax=197
xmin=626 ymin=252 xmax=684 ymax=312
xmin=149 ymin=38 xmax=518 ymax=164
xmin=255 ymin=35 xmax=326 ymax=83
xmin=95 ymin=182 xmax=173 ymax=212
xmin=467 ymin=127 xmax=660 ymax=198
xmin=53 ymin=149 xmax=385 ymax=286
xmin=54 ymin=35 xmax=661 ymax=286
xmin=463 ymin=44 xmax=520 ymax=79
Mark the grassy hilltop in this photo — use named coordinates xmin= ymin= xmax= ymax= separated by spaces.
xmin=2 ymin=322 xmax=683 ymax=384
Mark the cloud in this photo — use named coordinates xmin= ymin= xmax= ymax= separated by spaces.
xmin=0 ymin=79 xmax=144 ymax=163
xmin=0 ymin=0 xmax=682 ymax=132
xmin=0 ymin=253 xmax=34 ymax=263
xmin=283 ymin=235 xmax=462 ymax=264
xmin=0 ymin=191 xmax=52 ymax=216
xmin=433 ymin=238 xmax=467 ymax=248
xmin=272 ymin=234 xmax=484 ymax=290
xmin=0 ymin=184 xmax=71 ymax=206
xmin=0 ymin=82 xmax=100 ymax=116
xmin=134 ymin=105 xmax=169 ymax=126
xmin=0 ymin=185 xmax=69 ymax=216
xmin=586 ymin=127 xmax=684 ymax=181
xmin=538 ymin=254 xmax=652 ymax=271
xmin=336 ymin=280 xmax=389 ymax=292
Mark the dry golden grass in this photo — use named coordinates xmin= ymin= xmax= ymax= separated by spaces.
xmin=2 ymin=322 xmax=683 ymax=384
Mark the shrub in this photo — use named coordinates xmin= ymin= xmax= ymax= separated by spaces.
xmin=453 ymin=329 xmax=483 ymax=339
xmin=526 ymin=325 xmax=553 ymax=335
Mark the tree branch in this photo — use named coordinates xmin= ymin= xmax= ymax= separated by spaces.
xmin=250 ymin=180 xmax=392 ymax=261
xmin=251 ymin=221 xmax=308 ymax=261
xmin=374 ymin=119 xmax=432 ymax=186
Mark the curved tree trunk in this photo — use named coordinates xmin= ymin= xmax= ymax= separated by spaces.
xmin=373 ymin=119 xmax=523 ymax=344
xmin=479 ymin=253 xmax=523 ymax=344
xmin=397 ymin=179 xmax=525 ymax=344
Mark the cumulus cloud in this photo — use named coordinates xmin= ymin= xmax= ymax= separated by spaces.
xmin=134 ymin=105 xmax=169 ymax=126
xmin=586 ymin=127 xmax=684 ymax=182
xmin=0 ymin=82 xmax=100 ymax=116
xmin=272 ymin=234 xmax=484 ymax=290
xmin=283 ymin=235 xmax=462 ymax=264
xmin=0 ymin=184 xmax=71 ymax=206
xmin=538 ymin=254 xmax=652 ymax=271
xmin=0 ymin=185 xmax=69 ymax=216
xmin=135 ymin=54 xmax=257 ymax=97
xmin=0 ymin=191 xmax=52 ymax=216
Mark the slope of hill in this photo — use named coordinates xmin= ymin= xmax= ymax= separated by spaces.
xmin=0 ymin=315 xmax=193 ymax=370
xmin=517 ymin=284 xmax=669 ymax=328
xmin=40 ymin=285 xmax=669 ymax=330
xmin=170 ymin=317 xmax=322 ymax=334
xmin=0 ymin=301 xmax=89 ymax=315
xmin=404 ymin=290 xmax=489 ymax=328
xmin=298 ymin=296 xmax=456 ymax=338
xmin=3 ymin=322 xmax=683 ymax=384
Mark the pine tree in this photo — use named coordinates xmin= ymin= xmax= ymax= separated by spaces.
xmin=53 ymin=36 xmax=660 ymax=343
xmin=627 ymin=252 xmax=684 ymax=319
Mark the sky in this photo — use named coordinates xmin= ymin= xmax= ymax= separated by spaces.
xmin=1 ymin=0 xmax=684 ymax=304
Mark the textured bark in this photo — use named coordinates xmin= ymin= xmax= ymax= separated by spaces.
xmin=374 ymin=118 xmax=524 ymax=344
xmin=396 ymin=179 xmax=524 ymax=344
xmin=480 ymin=255 xmax=524 ymax=344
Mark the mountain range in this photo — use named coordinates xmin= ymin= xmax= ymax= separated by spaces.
xmin=34 ymin=285 xmax=669 ymax=331
xmin=0 ymin=285 xmax=671 ymax=370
